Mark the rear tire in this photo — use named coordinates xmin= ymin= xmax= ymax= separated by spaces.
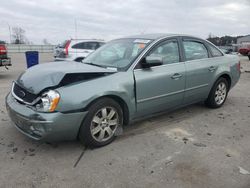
xmin=79 ymin=98 xmax=123 ymax=148
xmin=205 ymin=77 xmax=229 ymax=108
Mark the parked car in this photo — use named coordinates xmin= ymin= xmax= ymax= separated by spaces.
xmin=220 ymin=48 xmax=233 ymax=54
xmin=238 ymin=45 xmax=250 ymax=56
xmin=6 ymin=34 xmax=241 ymax=147
xmin=0 ymin=41 xmax=11 ymax=68
xmin=54 ymin=39 xmax=105 ymax=62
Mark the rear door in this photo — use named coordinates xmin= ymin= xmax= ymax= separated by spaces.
xmin=72 ymin=42 xmax=99 ymax=58
xmin=71 ymin=42 xmax=85 ymax=58
xmin=133 ymin=38 xmax=186 ymax=117
xmin=182 ymin=38 xmax=219 ymax=104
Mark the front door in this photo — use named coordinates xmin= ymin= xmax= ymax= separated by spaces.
xmin=133 ymin=39 xmax=186 ymax=117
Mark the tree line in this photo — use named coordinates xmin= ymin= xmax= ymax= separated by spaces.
xmin=3 ymin=26 xmax=50 ymax=45
xmin=207 ymin=33 xmax=243 ymax=46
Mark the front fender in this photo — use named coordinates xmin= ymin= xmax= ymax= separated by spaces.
xmin=55 ymin=71 xmax=136 ymax=118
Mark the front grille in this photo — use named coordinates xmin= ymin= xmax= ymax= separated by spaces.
xmin=13 ymin=83 xmax=38 ymax=104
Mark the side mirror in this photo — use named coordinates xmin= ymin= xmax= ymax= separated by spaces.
xmin=142 ymin=56 xmax=163 ymax=68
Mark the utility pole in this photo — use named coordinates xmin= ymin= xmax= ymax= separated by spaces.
xmin=7 ymin=23 xmax=11 ymax=43
xmin=74 ymin=18 xmax=77 ymax=39
xmin=1 ymin=21 xmax=11 ymax=43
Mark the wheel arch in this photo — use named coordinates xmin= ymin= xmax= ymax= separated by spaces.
xmin=216 ymin=73 xmax=232 ymax=89
xmin=207 ymin=72 xmax=232 ymax=100
xmin=85 ymin=95 xmax=130 ymax=126
xmin=205 ymin=73 xmax=231 ymax=108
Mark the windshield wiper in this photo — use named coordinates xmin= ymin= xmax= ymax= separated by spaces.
xmin=84 ymin=62 xmax=106 ymax=68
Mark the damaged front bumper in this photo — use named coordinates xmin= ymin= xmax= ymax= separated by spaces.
xmin=5 ymin=93 xmax=87 ymax=142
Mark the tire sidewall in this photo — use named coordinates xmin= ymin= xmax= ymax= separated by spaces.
xmin=206 ymin=77 xmax=229 ymax=108
xmin=79 ymin=98 xmax=123 ymax=147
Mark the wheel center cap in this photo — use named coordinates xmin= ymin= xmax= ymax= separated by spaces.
xmin=101 ymin=119 xmax=108 ymax=127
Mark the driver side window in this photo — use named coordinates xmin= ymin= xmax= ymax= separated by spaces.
xmin=148 ymin=40 xmax=180 ymax=64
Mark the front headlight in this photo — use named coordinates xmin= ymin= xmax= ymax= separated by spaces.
xmin=36 ymin=90 xmax=60 ymax=112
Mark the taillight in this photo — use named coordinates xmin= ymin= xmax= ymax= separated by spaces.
xmin=237 ymin=61 xmax=241 ymax=72
xmin=0 ymin=45 xmax=7 ymax=55
xmin=64 ymin=40 xmax=70 ymax=56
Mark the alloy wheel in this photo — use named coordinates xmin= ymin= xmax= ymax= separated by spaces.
xmin=215 ymin=82 xmax=227 ymax=105
xmin=90 ymin=107 xmax=119 ymax=142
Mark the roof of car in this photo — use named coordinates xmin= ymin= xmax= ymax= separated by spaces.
xmin=123 ymin=33 xmax=197 ymax=40
xmin=70 ymin=39 xmax=105 ymax=42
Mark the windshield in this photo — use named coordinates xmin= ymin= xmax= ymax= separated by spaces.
xmin=82 ymin=38 xmax=152 ymax=70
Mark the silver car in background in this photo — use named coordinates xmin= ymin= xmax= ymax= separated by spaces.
xmin=6 ymin=34 xmax=240 ymax=147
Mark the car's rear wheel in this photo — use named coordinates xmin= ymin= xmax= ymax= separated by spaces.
xmin=205 ymin=77 xmax=229 ymax=108
xmin=79 ymin=98 xmax=123 ymax=147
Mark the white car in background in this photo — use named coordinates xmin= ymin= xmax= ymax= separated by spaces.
xmin=54 ymin=39 xmax=105 ymax=62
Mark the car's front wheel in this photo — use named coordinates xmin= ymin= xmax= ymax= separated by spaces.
xmin=205 ymin=77 xmax=229 ymax=108
xmin=79 ymin=98 xmax=123 ymax=147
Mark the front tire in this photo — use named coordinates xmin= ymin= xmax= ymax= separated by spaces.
xmin=79 ymin=98 xmax=123 ymax=148
xmin=205 ymin=77 xmax=229 ymax=108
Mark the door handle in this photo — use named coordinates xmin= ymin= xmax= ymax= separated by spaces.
xmin=171 ymin=73 xmax=182 ymax=80
xmin=208 ymin=66 xmax=216 ymax=72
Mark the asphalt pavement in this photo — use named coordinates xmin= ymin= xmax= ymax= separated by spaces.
xmin=0 ymin=53 xmax=250 ymax=188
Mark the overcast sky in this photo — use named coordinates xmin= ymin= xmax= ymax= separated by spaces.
xmin=0 ymin=0 xmax=249 ymax=44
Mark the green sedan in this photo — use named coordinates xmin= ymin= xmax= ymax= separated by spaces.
xmin=6 ymin=34 xmax=241 ymax=147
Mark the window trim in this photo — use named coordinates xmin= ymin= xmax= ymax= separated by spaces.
xmin=181 ymin=37 xmax=211 ymax=62
xmin=134 ymin=37 xmax=182 ymax=69
xmin=206 ymin=42 xmax=224 ymax=57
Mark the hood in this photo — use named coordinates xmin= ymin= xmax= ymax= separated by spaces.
xmin=16 ymin=61 xmax=117 ymax=94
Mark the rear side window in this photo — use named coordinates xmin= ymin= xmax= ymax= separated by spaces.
xmin=72 ymin=42 xmax=86 ymax=49
xmin=99 ymin=42 xmax=105 ymax=47
xmin=72 ymin=42 xmax=101 ymax=50
xmin=183 ymin=41 xmax=208 ymax=61
xmin=85 ymin=42 xmax=99 ymax=50
xmin=208 ymin=44 xmax=223 ymax=57
xmin=148 ymin=40 xmax=180 ymax=64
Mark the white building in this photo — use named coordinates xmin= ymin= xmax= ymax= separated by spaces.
xmin=233 ymin=35 xmax=250 ymax=51
xmin=237 ymin=35 xmax=250 ymax=45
